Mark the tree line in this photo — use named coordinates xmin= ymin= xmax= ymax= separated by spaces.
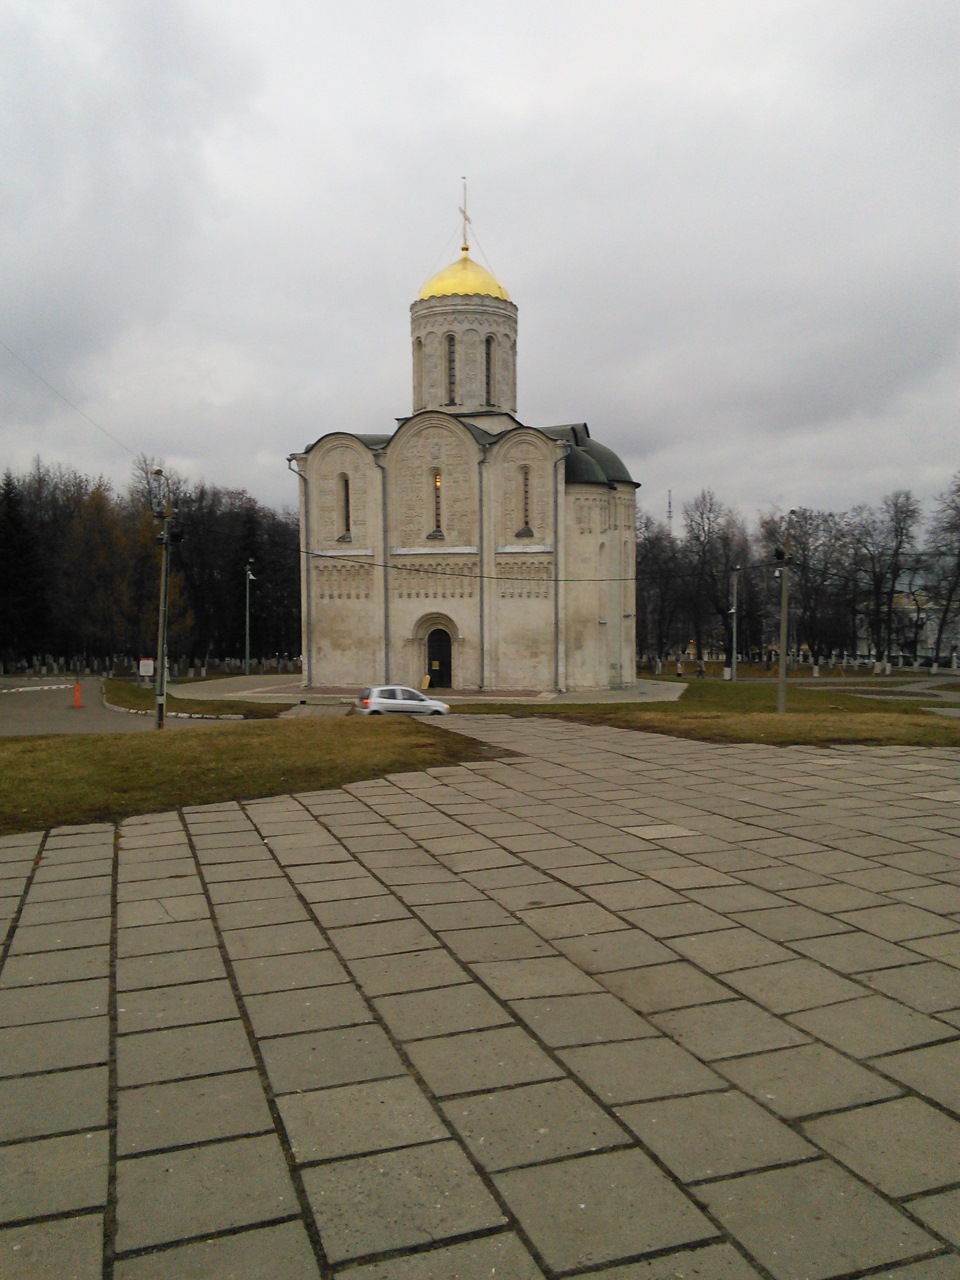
xmin=635 ymin=475 xmax=960 ymax=669
xmin=3 ymin=457 xmax=958 ymax=677
xmin=0 ymin=458 xmax=300 ymax=672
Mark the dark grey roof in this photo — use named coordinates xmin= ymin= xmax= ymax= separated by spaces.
xmin=304 ymin=415 xmax=638 ymax=489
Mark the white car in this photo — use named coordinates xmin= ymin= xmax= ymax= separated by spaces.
xmin=355 ymin=686 xmax=451 ymax=715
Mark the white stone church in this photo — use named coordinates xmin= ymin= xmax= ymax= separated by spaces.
xmin=291 ymin=232 xmax=638 ymax=692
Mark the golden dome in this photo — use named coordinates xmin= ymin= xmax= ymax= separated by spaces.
xmin=417 ymin=247 xmax=510 ymax=301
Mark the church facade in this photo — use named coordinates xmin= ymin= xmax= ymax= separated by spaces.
xmin=291 ymin=237 xmax=638 ymax=692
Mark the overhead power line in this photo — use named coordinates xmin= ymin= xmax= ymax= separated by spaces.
xmin=305 ymin=548 xmax=636 ymax=585
xmin=1 ymin=338 xmax=138 ymax=459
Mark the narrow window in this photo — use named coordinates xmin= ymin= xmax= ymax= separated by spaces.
xmin=516 ymin=466 xmax=533 ymax=538
xmin=427 ymin=469 xmax=444 ymax=540
xmin=446 ymin=335 xmax=456 ymax=404
xmin=485 ymin=335 xmax=495 ymax=405
xmin=337 ymin=473 xmax=351 ymax=542
xmin=414 ymin=337 xmax=424 ymax=409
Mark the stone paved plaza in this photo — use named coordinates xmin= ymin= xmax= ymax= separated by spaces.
xmin=2 ymin=715 xmax=960 ymax=1278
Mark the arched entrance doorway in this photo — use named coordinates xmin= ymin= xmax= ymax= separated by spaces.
xmin=426 ymin=628 xmax=452 ymax=688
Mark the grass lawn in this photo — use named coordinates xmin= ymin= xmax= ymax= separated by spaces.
xmin=103 ymin=678 xmax=293 ymax=720
xmin=3 ymin=678 xmax=956 ymax=838
xmin=459 ymin=679 xmax=960 ymax=748
xmin=0 ymin=717 xmax=495 ymax=837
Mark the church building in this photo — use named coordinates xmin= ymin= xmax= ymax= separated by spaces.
xmin=291 ymin=227 xmax=638 ymax=692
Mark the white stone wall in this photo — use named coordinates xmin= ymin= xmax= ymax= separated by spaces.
xmin=411 ymin=295 xmax=517 ymax=415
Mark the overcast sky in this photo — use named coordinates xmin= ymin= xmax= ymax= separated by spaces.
xmin=2 ymin=0 xmax=957 ymax=528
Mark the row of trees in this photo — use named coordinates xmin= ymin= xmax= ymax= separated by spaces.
xmin=635 ymin=476 xmax=960 ymax=668
xmin=3 ymin=456 xmax=958 ymax=676
xmin=0 ymin=458 xmax=300 ymax=670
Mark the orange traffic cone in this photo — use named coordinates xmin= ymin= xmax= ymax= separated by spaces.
xmin=73 ymin=682 xmax=83 ymax=709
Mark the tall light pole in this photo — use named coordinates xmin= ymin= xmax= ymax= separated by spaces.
xmin=152 ymin=470 xmax=173 ymax=730
xmin=776 ymin=511 xmax=796 ymax=715
xmin=244 ymin=561 xmax=256 ymax=676
xmin=730 ymin=564 xmax=741 ymax=682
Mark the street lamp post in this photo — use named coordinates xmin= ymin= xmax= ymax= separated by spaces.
xmin=730 ymin=564 xmax=741 ymax=683
xmin=152 ymin=471 xmax=173 ymax=730
xmin=244 ymin=561 xmax=256 ymax=676
xmin=776 ymin=512 xmax=796 ymax=715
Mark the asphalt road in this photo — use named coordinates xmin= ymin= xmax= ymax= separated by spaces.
xmin=0 ymin=678 xmax=181 ymax=737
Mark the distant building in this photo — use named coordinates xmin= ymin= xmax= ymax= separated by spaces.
xmin=291 ymin=231 xmax=638 ymax=691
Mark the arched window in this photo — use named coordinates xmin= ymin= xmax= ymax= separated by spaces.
xmin=446 ymin=335 xmax=456 ymax=404
xmin=516 ymin=465 xmax=533 ymax=538
xmin=413 ymin=337 xmax=424 ymax=409
xmin=485 ymin=335 xmax=495 ymax=406
xmin=426 ymin=469 xmax=444 ymax=540
xmin=336 ymin=473 xmax=351 ymax=542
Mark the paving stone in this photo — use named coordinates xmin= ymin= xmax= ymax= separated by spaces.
xmin=567 ymin=1242 xmax=765 ymax=1278
xmin=0 ymin=1213 xmax=103 ymax=1280
xmin=221 ymin=920 xmax=327 ymax=960
xmin=302 ymin=1140 xmax=505 ymax=1262
xmin=407 ymin=1024 xmax=564 ymax=1096
xmin=836 ymin=903 xmax=960 ymax=941
xmin=0 ymin=1015 xmax=108 ymax=1076
xmin=116 ymin=947 xmax=227 ymax=990
xmin=871 ymin=1039 xmax=960 ymax=1111
xmin=0 ymin=1130 xmax=109 ymax=1222
xmin=782 ymin=882 xmax=891 ymax=911
xmin=441 ymin=1076 xmax=631 ymax=1171
xmin=114 ymin=1134 xmax=296 ymax=1252
xmin=117 ymin=1020 xmax=254 ymax=1086
xmin=553 ymin=929 xmax=676 ymax=972
xmin=214 ymin=897 xmax=311 ymax=929
xmin=7 ymin=916 xmax=112 ymax=953
xmin=492 ymin=1147 xmax=715 ymax=1273
xmin=665 ymin=927 xmax=793 ymax=973
xmin=118 ymin=1069 xmax=273 ymax=1154
xmin=18 ymin=895 xmax=107 ymax=926
xmin=373 ymin=983 xmax=508 ymax=1040
xmin=27 ymin=874 xmax=112 ymax=901
xmin=509 ymin=992 xmax=657 ymax=1046
xmin=651 ymin=1000 xmax=810 ymax=1060
xmin=293 ymin=873 xmax=384 ymax=901
xmin=703 ymin=1160 xmax=940 ymax=1278
xmin=231 ymin=949 xmax=348 ymax=994
xmin=559 ymin=1037 xmax=726 ymax=1104
xmin=206 ymin=877 xmax=300 ymax=903
xmin=279 ymin=1075 xmax=446 ymax=1162
xmin=908 ymin=1187 xmax=960 ymax=1247
xmin=261 ymin=1023 xmax=405 ymax=1094
xmin=310 ymin=895 xmax=411 ymax=927
xmin=621 ymin=902 xmax=737 ymax=937
xmin=112 ymin=1220 xmax=322 ymax=1280
xmin=717 ymin=1040 xmax=903 ymax=1118
xmin=0 ymin=976 xmax=108 ymax=1026
xmin=618 ymin=1089 xmax=816 ymax=1181
xmin=341 ymin=1233 xmax=545 ymax=1280
xmin=326 ymin=918 xmax=438 ymax=958
xmin=245 ymin=982 xmax=373 ymax=1036
xmin=788 ymin=931 xmax=925 ymax=972
xmin=117 ymin=979 xmax=238 ymax=1033
xmin=0 ymin=945 xmax=110 ymax=986
xmin=439 ymin=923 xmax=555 ymax=961
xmin=859 ymin=960 xmax=960 ymax=1012
xmin=487 ymin=880 xmax=584 ymax=909
xmin=346 ymin=948 xmax=468 ymax=995
xmin=803 ymin=1095 xmax=960 ymax=1197
xmin=515 ymin=901 xmax=626 ymax=939
xmin=470 ymin=957 xmax=602 ymax=998
xmin=0 ymin=1066 xmax=108 ymax=1141
xmin=719 ymin=957 xmax=868 ymax=1013
xmin=789 ymin=994 xmax=955 ymax=1057
xmin=117 ymin=896 xmax=210 ymax=926
xmin=683 ymin=884 xmax=790 ymax=912
xmin=599 ymin=961 xmax=734 ymax=1013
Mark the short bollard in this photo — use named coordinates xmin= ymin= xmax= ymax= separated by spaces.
xmin=73 ymin=682 xmax=83 ymax=709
